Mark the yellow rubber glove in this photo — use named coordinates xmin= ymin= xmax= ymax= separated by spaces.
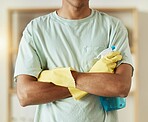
xmin=38 ymin=51 xmax=122 ymax=100
xmin=38 ymin=67 xmax=75 ymax=88
xmin=68 ymin=87 xmax=88 ymax=100
xmin=68 ymin=51 xmax=122 ymax=100
xmin=90 ymin=51 xmax=122 ymax=73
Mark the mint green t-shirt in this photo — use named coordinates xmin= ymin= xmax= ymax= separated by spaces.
xmin=14 ymin=9 xmax=133 ymax=122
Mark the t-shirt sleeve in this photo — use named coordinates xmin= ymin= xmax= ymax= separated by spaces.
xmin=109 ymin=19 xmax=134 ymax=69
xmin=14 ymin=21 xmax=42 ymax=81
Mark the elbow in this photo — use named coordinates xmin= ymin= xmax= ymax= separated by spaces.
xmin=17 ymin=88 xmax=30 ymax=107
xmin=119 ymin=90 xmax=129 ymax=98
xmin=118 ymin=82 xmax=131 ymax=98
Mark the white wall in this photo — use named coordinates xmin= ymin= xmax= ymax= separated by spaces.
xmin=0 ymin=1 xmax=8 ymax=122
xmin=90 ymin=0 xmax=138 ymax=7
xmin=1 ymin=0 xmax=148 ymax=122
xmin=138 ymin=12 xmax=148 ymax=122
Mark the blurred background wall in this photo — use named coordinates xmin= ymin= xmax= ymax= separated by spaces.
xmin=0 ymin=0 xmax=148 ymax=122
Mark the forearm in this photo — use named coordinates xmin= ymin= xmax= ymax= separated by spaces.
xmin=75 ymin=73 xmax=124 ymax=97
xmin=17 ymin=75 xmax=71 ymax=107
xmin=75 ymin=64 xmax=132 ymax=97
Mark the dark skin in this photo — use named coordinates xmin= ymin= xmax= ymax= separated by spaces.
xmin=16 ymin=0 xmax=133 ymax=107
xmin=17 ymin=76 xmax=71 ymax=106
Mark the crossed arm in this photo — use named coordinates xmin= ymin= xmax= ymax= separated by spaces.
xmin=16 ymin=63 xmax=133 ymax=107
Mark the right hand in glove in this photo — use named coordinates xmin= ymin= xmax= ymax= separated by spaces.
xmin=69 ymin=51 xmax=122 ymax=100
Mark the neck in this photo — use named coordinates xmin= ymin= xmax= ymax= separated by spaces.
xmin=57 ymin=1 xmax=91 ymax=20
